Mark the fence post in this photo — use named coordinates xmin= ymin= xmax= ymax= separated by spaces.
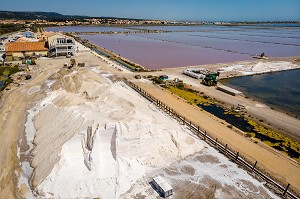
xmin=235 ymin=152 xmax=239 ymax=161
xmin=204 ymin=131 xmax=206 ymax=140
xmin=252 ymin=161 xmax=257 ymax=172
xmin=282 ymin=183 xmax=290 ymax=197
xmin=215 ymin=138 xmax=218 ymax=147
xmin=197 ymin=126 xmax=200 ymax=131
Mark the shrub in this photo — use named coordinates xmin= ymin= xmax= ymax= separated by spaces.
xmin=177 ymin=83 xmax=184 ymax=89
xmin=227 ymin=125 xmax=233 ymax=129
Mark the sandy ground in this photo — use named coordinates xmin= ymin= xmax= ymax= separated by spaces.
xmin=0 ymin=59 xmax=62 ymax=198
xmin=0 ymin=50 xmax=299 ymax=198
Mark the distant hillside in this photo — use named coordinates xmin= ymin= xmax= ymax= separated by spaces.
xmin=0 ymin=11 xmax=145 ymax=21
xmin=0 ymin=11 xmax=89 ymax=20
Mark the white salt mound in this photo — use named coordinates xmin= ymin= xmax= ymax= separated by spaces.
xmin=220 ymin=61 xmax=298 ymax=75
xmin=31 ymin=69 xmax=204 ymax=198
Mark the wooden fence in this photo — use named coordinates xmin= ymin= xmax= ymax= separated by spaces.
xmin=122 ymin=78 xmax=299 ymax=199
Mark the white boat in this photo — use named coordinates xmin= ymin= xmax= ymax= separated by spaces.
xmin=253 ymin=54 xmax=268 ymax=60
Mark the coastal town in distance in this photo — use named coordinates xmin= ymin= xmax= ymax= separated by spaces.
xmin=0 ymin=1 xmax=300 ymax=198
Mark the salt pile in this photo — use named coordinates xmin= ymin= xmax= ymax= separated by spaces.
xmin=25 ymin=68 xmax=204 ymax=198
xmin=220 ymin=61 xmax=299 ymax=75
xmin=20 ymin=66 xmax=281 ymax=198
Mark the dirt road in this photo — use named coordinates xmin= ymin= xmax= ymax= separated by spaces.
xmin=0 ymin=65 xmax=60 ymax=198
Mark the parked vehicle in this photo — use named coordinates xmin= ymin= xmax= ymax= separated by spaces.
xmin=202 ymin=72 xmax=220 ymax=86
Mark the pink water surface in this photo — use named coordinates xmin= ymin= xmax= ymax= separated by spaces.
xmin=47 ymin=25 xmax=300 ymax=69
xmin=81 ymin=34 xmax=251 ymax=69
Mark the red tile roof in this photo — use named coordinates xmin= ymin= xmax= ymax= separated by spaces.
xmin=5 ymin=42 xmax=48 ymax=52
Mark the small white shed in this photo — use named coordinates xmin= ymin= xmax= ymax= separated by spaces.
xmin=152 ymin=176 xmax=173 ymax=197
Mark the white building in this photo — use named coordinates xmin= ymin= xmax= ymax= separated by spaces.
xmin=47 ymin=33 xmax=76 ymax=57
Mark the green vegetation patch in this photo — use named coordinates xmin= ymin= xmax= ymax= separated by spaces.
xmin=0 ymin=24 xmax=24 ymax=35
xmin=0 ymin=65 xmax=20 ymax=76
xmin=247 ymin=119 xmax=300 ymax=161
xmin=166 ymin=86 xmax=214 ymax=105
xmin=0 ymin=65 xmax=21 ymax=90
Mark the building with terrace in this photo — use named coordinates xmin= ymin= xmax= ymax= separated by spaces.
xmin=47 ymin=33 xmax=76 ymax=57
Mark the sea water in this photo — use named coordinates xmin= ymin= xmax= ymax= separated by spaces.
xmin=221 ymin=69 xmax=300 ymax=117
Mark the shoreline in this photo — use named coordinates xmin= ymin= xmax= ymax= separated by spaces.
xmin=160 ymin=64 xmax=300 ymax=140
xmin=220 ymin=69 xmax=300 ymax=120
xmin=165 ymin=56 xmax=300 ymax=78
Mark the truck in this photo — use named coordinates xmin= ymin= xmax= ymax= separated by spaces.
xmin=202 ymin=72 xmax=219 ymax=86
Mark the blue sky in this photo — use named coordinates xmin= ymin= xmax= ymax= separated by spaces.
xmin=1 ymin=0 xmax=300 ymax=21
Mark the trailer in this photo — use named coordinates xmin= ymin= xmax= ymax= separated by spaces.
xmin=152 ymin=176 xmax=173 ymax=198
xmin=183 ymin=68 xmax=207 ymax=79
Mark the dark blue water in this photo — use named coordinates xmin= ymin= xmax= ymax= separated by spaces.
xmin=221 ymin=69 xmax=300 ymax=117
xmin=198 ymin=104 xmax=254 ymax=132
